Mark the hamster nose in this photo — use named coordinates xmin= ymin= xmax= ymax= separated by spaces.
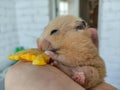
xmin=37 ymin=38 xmax=52 ymax=51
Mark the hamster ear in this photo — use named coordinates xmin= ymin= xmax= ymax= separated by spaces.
xmin=88 ymin=28 xmax=98 ymax=48
xmin=75 ymin=20 xmax=87 ymax=30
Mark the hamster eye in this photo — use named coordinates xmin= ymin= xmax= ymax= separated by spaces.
xmin=76 ymin=21 xmax=87 ymax=30
xmin=50 ymin=29 xmax=58 ymax=35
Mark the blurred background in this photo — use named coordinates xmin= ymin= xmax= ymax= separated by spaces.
xmin=0 ymin=0 xmax=120 ymax=90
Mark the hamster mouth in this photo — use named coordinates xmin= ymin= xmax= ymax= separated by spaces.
xmin=50 ymin=48 xmax=60 ymax=53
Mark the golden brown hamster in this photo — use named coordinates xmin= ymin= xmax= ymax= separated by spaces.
xmin=37 ymin=15 xmax=106 ymax=89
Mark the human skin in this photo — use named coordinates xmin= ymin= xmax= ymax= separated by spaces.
xmin=5 ymin=61 xmax=117 ymax=90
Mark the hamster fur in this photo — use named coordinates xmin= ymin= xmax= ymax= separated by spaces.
xmin=37 ymin=15 xmax=106 ymax=89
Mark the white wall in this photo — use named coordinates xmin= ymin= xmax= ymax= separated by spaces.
xmin=0 ymin=0 xmax=50 ymax=71
xmin=0 ymin=0 xmax=19 ymax=71
xmin=99 ymin=0 xmax=120 ymax=89
xmin=68 ymin=0 xmax=79 ymax=17
xmin=15 ymin=0 xmax=49 ymax=48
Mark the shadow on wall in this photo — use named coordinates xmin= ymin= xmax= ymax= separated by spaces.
xmin=0 ymin=75 xmax=4 ymax=90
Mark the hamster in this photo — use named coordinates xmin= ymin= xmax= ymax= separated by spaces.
xmin=37 ymin=15 xmax=106 ymax=89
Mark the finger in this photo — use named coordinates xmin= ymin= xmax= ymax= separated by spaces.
xmin=88 ymin=28 xmax=98 ymax=48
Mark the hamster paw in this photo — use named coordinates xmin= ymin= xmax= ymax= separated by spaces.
xmin=72 ymin=72 xmax=85 ymax=85
xmin=50 ymin=60 xmax=58 ymax=67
